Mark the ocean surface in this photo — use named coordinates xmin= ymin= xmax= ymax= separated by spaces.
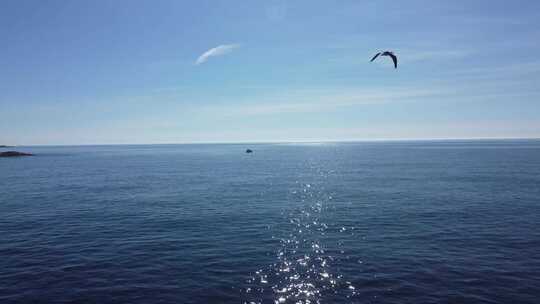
xmin=1 ymin=140 xmax=540 ymax=303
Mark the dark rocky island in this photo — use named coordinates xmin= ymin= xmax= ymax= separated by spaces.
xmin=0 ymin=151 xmax=33 ymax=157
xmin=246 ymin=149 xmax=253 ymax=153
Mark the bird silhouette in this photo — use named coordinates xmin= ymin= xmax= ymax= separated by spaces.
xmin=370 ymin=51 xmax=397 ymax=69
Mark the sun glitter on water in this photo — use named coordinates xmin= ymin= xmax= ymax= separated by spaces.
xmin=243 ymin=166 xmax=358 ymax=304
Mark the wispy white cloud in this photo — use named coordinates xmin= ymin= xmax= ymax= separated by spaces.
xmin=194 ymin=87 xmax=440 ymax=117
xmin=195 ymin=44 xmax=241 ymax=65
xmin=451 ymin=61 xmax=540 ymax=77
xmin=396 ymin=49 xmax=471 ymax=64
xmin=128 ymin=120 xmax=540 ymax=144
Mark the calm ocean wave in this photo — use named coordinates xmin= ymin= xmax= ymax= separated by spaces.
xmin=1 ymin=141 xmax=540 ymax=303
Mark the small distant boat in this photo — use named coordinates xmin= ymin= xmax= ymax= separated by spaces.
xmin=245 ymin=149 xmax=253 ymax=153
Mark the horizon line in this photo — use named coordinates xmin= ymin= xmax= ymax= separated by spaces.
xmin=6 ymin=136 xmax=540 ymax=147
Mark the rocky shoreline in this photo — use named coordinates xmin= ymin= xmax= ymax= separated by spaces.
xmin=0 ymin=151 xmax=34 ymax=157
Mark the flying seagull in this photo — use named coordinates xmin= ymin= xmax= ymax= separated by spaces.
xmin=370 ymin=51 xmax=398 ymax=69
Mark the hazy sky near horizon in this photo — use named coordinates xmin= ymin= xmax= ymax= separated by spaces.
xmin=1 ymin=0 xmax=540 ymax=145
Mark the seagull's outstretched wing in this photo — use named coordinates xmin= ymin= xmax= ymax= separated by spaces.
xmin=370 ymin=52 xmax=381 ymax=62
xmin=388 ymin=53 xmax=398 ymax=69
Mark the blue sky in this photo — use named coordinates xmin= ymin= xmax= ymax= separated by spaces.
xmin=1 ymin=0 xmax=539 ymax=145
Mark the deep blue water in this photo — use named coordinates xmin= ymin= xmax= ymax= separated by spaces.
xmin=1 ymin=140 xmax=540 ymax=303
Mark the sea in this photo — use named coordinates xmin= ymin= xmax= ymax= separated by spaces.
xmin=1 ymin=140 xmax=539 ymax=303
